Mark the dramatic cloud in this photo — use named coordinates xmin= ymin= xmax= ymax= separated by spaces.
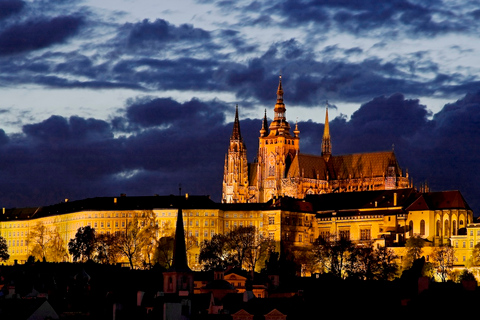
xmin=0 ymin=0 xmax=478 ymax=215
xmin=0 ymin=16 xmax=84 ymax=56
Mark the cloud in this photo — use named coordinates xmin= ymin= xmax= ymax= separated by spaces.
xmin=0 ymin=15 xmax=84 ymax=56
xmin=0 ymin=0 xmax=25 ymax=20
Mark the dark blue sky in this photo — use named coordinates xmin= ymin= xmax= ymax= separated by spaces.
xmin=0 ymin=0 xmax=479 ymax=213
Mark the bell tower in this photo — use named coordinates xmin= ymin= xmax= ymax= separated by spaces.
xmin=257 ymin=76 xmax=300 ymax=202
xmin=222 ymin=105 xmax=249 ymax=203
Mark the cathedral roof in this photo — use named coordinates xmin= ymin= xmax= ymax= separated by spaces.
xmin=287 ymin=150 xmax=402 ymax=180
xmin=327 ymin=151 xmax=401 ymax=180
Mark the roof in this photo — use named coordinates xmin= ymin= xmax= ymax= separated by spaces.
xmin=0 ymin=195 xmax=217 ymax=221
xmin=306 ymin=188 xmax=416 ymax=211
xmin=287 ymin=150 xmax=403 ymax=180
xmin=406 ymin=191 xmax=472 ymax=211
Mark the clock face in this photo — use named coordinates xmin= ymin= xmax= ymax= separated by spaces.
xmin=269 ymin=156 xmax=275 ymax=166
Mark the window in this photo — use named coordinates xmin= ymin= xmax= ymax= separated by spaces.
xmin=420 ymin=220 xmax=425 ymax=236
xmin=339 ymin=230 xmax=350 ymax=240
xmin=409 ymin=221 xmax=413 ymax=237
xmin=205 ymin=220 xmax=208 ymax=226
xmin=269 ymin=232 xmax=275 ymax=240
xmin=360 ymin=229 xmax=371 ymax=240
xmin=226 ymin=222 xmax=229 ymax=228
xmin=298 ymin=234 xmax=303 ymax=242
xmin=268 ymin=216 xmax=275 ymax=225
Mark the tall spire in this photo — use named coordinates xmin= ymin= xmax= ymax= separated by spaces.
xmin=321 ymin=101 xmax=332 ymax=161
xmin=274 ymin=75 xmax=286 ymax=121
xmin=231 ymin=104 xmax=242 ymax=140
xmin=172 ymin=195 xmax=190 ymax=272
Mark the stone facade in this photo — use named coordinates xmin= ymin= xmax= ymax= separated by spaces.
xmin=222 ymin=76 xmax=410 ymax=204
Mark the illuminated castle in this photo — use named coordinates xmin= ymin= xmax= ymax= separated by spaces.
xmin=222 ymin=76 xmax=411 ymax=203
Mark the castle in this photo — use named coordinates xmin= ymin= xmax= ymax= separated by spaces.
xmin=222 ymin=76 xmax=410 ymax=203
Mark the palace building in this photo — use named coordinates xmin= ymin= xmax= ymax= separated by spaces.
xmin=0 ymin=189 xmax=474 ymax=271
xmin=222 ymin=76 xmax=411 ymax=204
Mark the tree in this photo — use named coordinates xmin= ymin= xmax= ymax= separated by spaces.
xmin=457 ymin=269 xmax=476 ymax=282
xmin=0 ymin=236 xmax=9 ymax=262
xmin=95 ymin=233 xmax=121 ymax=264
xmin=244 ymin=231 xmax=275 ymax=272
xmin=431 ymin=245 xmax=454 ymax=282
xmin=346 ymin=242 xmax=378 ymax=280
xmin=116 ymin=212 xmax=157 ymax=269
xmin=47 ymin=227 xmax=68 ymax=262
xmin=374 ymin=246 xmax=399 ymax=280
xmin=153 ymin=236 xmax=175 ymax=269
xmin=68 ymin=226 xmax=96 ymax=262
xmin=199 ymin=226 xmax=271 ymax=271
xmin=28 ymin=222 xmax=52 ymax=261
xmin=313 ymin=234 xmax=355 ymax=278
xmin=199 ymin=233 xmax=231 ymax=270
xmin=470 ymin=242 xmax=480 ymax=266
xmin=404 ymin=235 xmax=425 ymax=269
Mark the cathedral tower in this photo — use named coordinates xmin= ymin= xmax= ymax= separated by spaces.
xmin=222 ymin=105 xmax=249 ymax=203
xmin=321 ymin=102 xmax=332 ymax=162
xmin=257 ymin=76 xmax=300 ymax=202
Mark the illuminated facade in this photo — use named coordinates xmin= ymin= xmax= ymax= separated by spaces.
xmin=0 ymin=189 xmax=473 ymax=270
xmin=222 ymin=76 xmax=410 ymax=204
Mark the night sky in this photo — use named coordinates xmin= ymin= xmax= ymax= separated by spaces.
xmin=0 ymin=0 xmax=479 ymax=213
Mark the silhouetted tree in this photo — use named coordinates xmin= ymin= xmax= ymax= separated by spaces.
xmin=153 ymin=236 xmax=174 ymax=269
xmin=313 ymin=234 xmax=355 ymax=278
xmin=404 ymin=235 xmax=425 ymax=269
xmin=0 ymin=236 xmax=9 ymax=262
xmin=374 ymin=246 xmax=399 ymax=280
xmin=95 ymin=233 xmax=121 ymax=264
xmin=457 ymin=269 xmax=476 ymax=282
xmin=68 ymin=226 xmax=96 ymax=262
xmin=199 ymin=233 xmax=231 ymax=270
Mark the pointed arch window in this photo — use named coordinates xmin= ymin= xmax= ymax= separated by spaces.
xmin=420 ymin=220 xmax=425 ymax=236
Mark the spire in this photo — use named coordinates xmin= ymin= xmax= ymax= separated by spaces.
xmin=231 ymin=104 xmax=242 ymax=140
xmin=274 ymin=75 xmax=286 ymax=121
xmin=260 ymin=109 xmax=269 ymax=137
xmin=294 ymin=119 xmax=300 ymax=138
xmin=321 ymin=101 xmax=332 ymax=161
xmin=172 ymin=195 xmax=191 ymax=272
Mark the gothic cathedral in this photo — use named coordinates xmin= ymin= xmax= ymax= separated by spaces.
xmin=222 ymin=76 xmax=411 ymax=203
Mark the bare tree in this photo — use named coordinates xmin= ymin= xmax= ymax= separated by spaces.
xmin=115 ymin=211 xmax=157 ymax=269
xmin=47 ymin=227 xmax=68 ymax=262
xmin=28 ymin=222 xmax=52 ymax=261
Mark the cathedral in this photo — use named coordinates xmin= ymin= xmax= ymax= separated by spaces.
xmin=222 ymin=76 xmax=411 ymax=203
